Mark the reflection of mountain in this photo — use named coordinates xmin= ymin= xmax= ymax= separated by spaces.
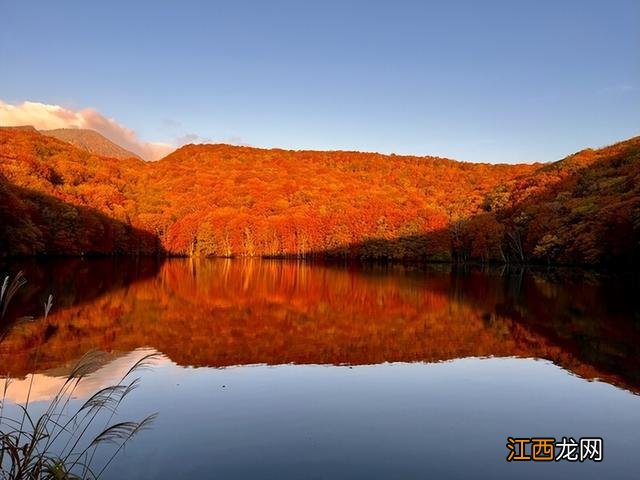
xmin=0 ymin=259 xmax=638 ymax=393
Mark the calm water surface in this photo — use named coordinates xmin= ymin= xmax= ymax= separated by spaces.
xmin=0 ymin=259 xmax=639 ymax=479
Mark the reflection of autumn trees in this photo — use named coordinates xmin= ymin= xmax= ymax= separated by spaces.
xmin=1 ymin=258 xmax=162 ymax=319
xmin=1 ymin=129 xmax=639 ymax=265
xmin=1 ymin=260 xmax=638 ymax=393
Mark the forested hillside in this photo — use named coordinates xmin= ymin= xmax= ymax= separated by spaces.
xmin=1 ymin=128 xmax=638 ymax=266
xmin=0 ymin=129 xmax=156 ymax=255
xmin=484 ymin=138 xmax=640 ymax=265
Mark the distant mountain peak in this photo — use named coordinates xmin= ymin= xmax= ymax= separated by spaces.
xmin=0 ymin=125 xmax=38 ymax=132
xmin=40 ymin=128 xmax=141 ymax=160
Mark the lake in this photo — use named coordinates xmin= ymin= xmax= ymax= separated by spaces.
xmin=0 ymin=258 xmax=639 ymax=479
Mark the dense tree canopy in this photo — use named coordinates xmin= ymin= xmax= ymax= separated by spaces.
xmin=1 ymin=128 xmax=639 ymax=266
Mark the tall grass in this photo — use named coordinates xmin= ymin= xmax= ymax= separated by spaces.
xmin=0 ymin=272 xmax=157 ymax=479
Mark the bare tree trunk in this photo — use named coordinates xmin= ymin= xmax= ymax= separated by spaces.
xmin=507 ymin=230 xmax=525 ymax=263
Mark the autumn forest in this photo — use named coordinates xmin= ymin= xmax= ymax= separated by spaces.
xmin=1 ymin=127 xmax=639 ymax=267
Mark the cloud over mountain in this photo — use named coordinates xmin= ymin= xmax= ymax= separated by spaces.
xmin=0 ymin=99 xmax=174 ymax=160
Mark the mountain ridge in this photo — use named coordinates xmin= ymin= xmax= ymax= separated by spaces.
xmin=1 ymin=128 xmax=638 ymax=266
xmin=39 ymin=128 xmax=141 ymax=160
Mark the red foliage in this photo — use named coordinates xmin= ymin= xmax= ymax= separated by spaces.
xmin=2 ymin=128 xmax=639 ymax=265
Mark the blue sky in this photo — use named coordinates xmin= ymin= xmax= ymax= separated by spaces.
xmin=1 ymin=0 xmax=638 ymax=163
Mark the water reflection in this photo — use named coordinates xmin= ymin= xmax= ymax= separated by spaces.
xmin=1 ymin=259 xmax=639 ymax=479
xmin=2 ymin=348 xmax=159 ymax=403
xmin=0 ymin=259 xmax=638 ymax=393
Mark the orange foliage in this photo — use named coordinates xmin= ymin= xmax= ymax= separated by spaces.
xmin=1 ymin=259 xmax=638 ymax=393
xmin=2 ymin=128 xmax=639 ymax=265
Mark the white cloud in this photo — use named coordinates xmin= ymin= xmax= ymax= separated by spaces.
xmin=221 ymin=135 xmax=250 ymax=146
xmin=0 ymin=99 xmax=174 ymax=160
xmin=174 ymin=131 xmax=248 ymax=147
xmin=598 ymin=84 xmax=635 ymax=95
xmin=175 ymin=133 xmax=213 ymax=145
